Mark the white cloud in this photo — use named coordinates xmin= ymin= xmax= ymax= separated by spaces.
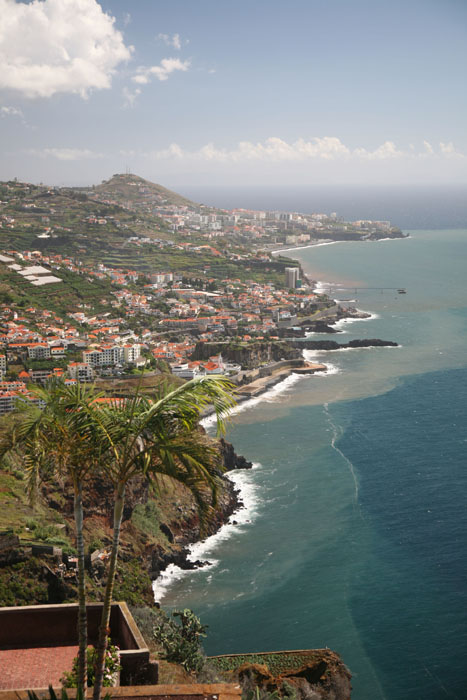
xmin=150 ymin=143 xmax=185 ymax=159
xmin=123 ymin=12 xmax=131 ymax=27
xmin=122 ymin=86 xmax=141 ymax=108
xmin=439 ymin=141 xmax=464 ymax=158
xmin=0 ymin=0 xmax=133 ymax=99
xmin=0 ymin=105 xmax=24 ymax=119
xmin=132 ymin=74 xmax=150 ymax=85
xmin=157 ymin=33 xmax=183 ymax=50
xmin=354 ymin=140 xmax=405 ymax=160
xmin=148 ymin=137 xmax=465 ymax=163
xmin=28 ymin=148 xmax=104 ymax=160
xmin=423 ymin=140 xmax=434 ymax=155
xmin=132 ymin=57 xmax=190 ymax=84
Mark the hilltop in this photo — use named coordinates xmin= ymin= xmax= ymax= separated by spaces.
xmin=91 ymin=173 xmax=199 ymax=210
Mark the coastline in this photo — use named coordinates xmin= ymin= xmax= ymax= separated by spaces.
xmin=153 ymin=328 xmax=390 ymax=602
xmin=153 ymin=359 xmax=333 ymax=604
xmin=152 ymin=243 xmax=395 ymax=602
xmin=271 ymin=240 xmax=339 ymax=255
xmin=151 ymin=231 xmax=408 ymax=603
xmin=150 ymin=229 xmax=467 ymax=700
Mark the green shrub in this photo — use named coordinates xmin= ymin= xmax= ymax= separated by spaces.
xmin=88 ymin=537 xmax=103 ymax=555
xmin=27 ymin=685 xmax=111 ymax=700
xmin=131 ymin=500 xmax=160 ymax=537
xmin=33 ymin=524 xmax=61 ymax=542
xmin=113 ymin=559 xmax=153 ymax=606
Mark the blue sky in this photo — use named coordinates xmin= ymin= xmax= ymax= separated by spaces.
xmin=0 ymin=0 xmax=466 ymax=186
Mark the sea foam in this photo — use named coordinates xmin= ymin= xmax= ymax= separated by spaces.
xmin=152 ymin=463 xmax=262 ymax=604
xmin=200 ymin=372 xmax=304 ymax=430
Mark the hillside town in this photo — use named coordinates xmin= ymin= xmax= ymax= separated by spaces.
xmin=0 ymin=242 xmax=334 ymax=413
xmin=0 ymin=174 xmax=405 ymax=414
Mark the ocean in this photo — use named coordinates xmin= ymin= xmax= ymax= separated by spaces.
xmin=153 ymin=227 xmax=467 ymax=700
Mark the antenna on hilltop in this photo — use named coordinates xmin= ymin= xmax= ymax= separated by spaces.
xmin=125 ymin=165 xmax=130 ymax=175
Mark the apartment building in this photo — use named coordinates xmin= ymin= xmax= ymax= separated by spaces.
xmin=67 ymin=362 xmax=94 ymax=382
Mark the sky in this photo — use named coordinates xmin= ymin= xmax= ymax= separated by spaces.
xmin=0 ymin=0 xmax=466 ymax=187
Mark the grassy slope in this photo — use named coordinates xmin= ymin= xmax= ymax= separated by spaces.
xmin=0 ymin=455 xmax=221 ymax=607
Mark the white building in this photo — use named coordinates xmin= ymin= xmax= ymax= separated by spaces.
xmin=123 ymin=344 xmax=141 ymax=364
xmin=83 ymin=345 xmax=123 ymax=367
xmin=27 ymin=343 xmax=51 ymax=360
xmin=67 ymin=362 xmax=94 ymax=382
xmin=171 ymin=363 xmax=200 ymax=380
xmin=285 ymin=267 xmax=300 ymax=289
xmin=83 ymin=343 xmax=141 ymax=367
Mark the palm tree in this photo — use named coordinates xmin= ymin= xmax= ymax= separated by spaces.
xmin=90 ymin=376 xmax=236 ymax=700
xmin=0 ymin=381 xmax=103 ymax=692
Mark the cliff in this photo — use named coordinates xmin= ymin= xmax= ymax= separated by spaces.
xmin=291 ymin=338 xmax=399 ymax=350
xmin=191 ymin=341 xmax=301 ymax=369
xmin=0 ymin=439 xmax=251 ymax=607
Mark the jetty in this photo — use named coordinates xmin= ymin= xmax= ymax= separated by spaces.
xmin=237 ymin=362 xmax=327 ymax=397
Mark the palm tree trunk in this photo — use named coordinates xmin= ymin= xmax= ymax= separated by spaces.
xmin=92 ymin=481 xmax=126 ymax=700
xmin=74 ymin=480 xmax=88 ymax=692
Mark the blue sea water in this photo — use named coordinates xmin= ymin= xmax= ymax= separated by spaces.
xmin=154 ymin=229 xmax=467 ymax=700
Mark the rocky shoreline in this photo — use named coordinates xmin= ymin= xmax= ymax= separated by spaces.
xmin=148 ymin=440 xmax=253 ymax=582
xmin=292 ymin=338 xmax=399 ymax=350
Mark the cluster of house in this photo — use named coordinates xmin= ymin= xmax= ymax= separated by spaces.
xmin=0 ymin=220 xmax=329 ymax=416
xmin=1 ymin=245 xmax=317 ymax=339
xmin=0 ymin=273 xmax=319 ymax=413
xmin=151 ymin=343 xmax=240 ymax=380
xmin=0 ymin=332 xmax=241 ymax=413
xmin=0 ymin=300 xmax=148 ymax=413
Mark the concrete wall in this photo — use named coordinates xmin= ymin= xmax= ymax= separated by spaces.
xmin=0 ymin=602 xmax=135 ymax=648
xmin=0 ymin=602 xmax=154 ymax=684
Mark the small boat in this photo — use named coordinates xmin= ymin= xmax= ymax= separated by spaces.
xmin=397 ymin=288 xmax=406 ymax=294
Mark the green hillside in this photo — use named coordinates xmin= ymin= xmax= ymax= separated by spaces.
xmin=91 ymin=173 xmax=198 ymax=209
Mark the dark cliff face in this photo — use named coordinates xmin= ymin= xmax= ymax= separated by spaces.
xmin=218 ymin=438 xmax=253 ymax=470
xmin=191 ymin=341 xmax=301 ymax=369
xmin=149 ymin=439 xmax=250 ymax=578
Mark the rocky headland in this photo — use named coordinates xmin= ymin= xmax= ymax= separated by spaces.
xmin=291 ymin=338 xmax=399 ymax=350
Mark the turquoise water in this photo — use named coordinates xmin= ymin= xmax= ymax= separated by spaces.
xmin=155 ymin=230 xmax=467 ymax=700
